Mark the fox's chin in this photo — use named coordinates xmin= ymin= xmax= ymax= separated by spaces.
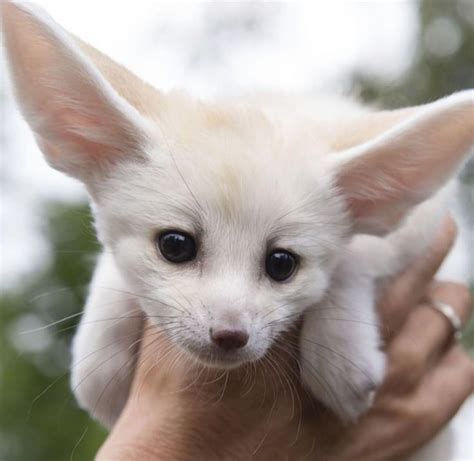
xmin=185 ymin=346 xmax=261 ymax=370
xmin=197 ymin=355 xmax=245 ymax=370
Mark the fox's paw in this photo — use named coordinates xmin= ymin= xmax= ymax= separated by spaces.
xmin=300 ymin=345 xmax=386 ymax=423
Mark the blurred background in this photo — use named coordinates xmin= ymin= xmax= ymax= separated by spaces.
xmin=0 ymin=1 xmax=473 ymax=459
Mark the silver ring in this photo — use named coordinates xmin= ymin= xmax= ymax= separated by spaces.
xmin=430 ymin=300 xmax=463 ymax=340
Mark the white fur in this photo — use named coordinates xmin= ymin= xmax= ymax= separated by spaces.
xmin=70 ymin=252 xmax=143 ymax=428
xmin=2 ymin=3 xmax=473 ymax=459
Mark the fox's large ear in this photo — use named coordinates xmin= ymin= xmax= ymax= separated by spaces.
xmin=332 ymin=91 xmax=474 ymax=235
xmin=1 ymin=1 xmax=155 ymax=180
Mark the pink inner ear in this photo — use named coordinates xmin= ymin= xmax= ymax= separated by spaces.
xmin=338 ymin=128 xmax=470 ymax=235
xmin=345 ymin=194 xmax=409 ymax=235
xmin=42 ymin=105 xmax=117 ymax=162
xmin=37 ymin=100 xmax=136 ymax=174
xmin=335 ymin=149 xmax=428 ymax=235
xmin=38 ymin=133 xmax=113 ymax=174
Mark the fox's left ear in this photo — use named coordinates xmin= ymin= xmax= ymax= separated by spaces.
xmin=332 ymin=91 xmax=474 ymax=235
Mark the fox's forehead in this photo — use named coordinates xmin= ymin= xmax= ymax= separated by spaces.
xmin=149 ymin=141 xmax=321 ymax=222
xmin=112 ymin=154 xmax=313 ymax=223
xmin=153 ymin=94 xmax=331 ymax=159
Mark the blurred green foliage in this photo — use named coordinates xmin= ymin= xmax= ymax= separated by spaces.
xmin=354 ymin=0 xmax=474 ymax=108
xmin=0 ymin=204 xmax=106 ymax=460
xmin=0 ymin=1 xmax=473 ymax=459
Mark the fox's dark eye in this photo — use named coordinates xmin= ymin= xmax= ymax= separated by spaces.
xmin=266 ymin=250 xmax=297 ymax=282
xmin=157 ymin=231 xmax=197 ymax=263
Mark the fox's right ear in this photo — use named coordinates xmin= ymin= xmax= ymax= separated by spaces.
xmin=332 ymin=90 xmax=474 ymax=235
xmin=1 ymin=1 xmax=156 ymax=181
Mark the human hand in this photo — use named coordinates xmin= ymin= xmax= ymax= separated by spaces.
xmin=96 ymin=218 xmax=473 ymax=460
xmin=326 ymin=218 xmax=474 ymax=461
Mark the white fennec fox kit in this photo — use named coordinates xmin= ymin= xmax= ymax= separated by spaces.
xmin=2 ymin=2 xmax=473 ymax=459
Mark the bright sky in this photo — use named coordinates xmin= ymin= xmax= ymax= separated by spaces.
xmin=0 ymin=1 xmax=418 ymax=289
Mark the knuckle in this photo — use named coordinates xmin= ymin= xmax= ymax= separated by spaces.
xmin=457 ymin=285 xmax=472 ymax=313
xmin=394 ymin=399 xmax=433 ymax=439
xmin=447 ymin=283 xmax=472 ymax=324
xmin=387 ymin=343 xmax=423 ymax=390
xmin=430 ymin=282 xmax=471 ymax=323
xmin=410 ymin=397 xmax=442 ymax=435
xmin=444 ymin=218 xmax=457 ymax=247
xmin=469 ymin=358 xmax=474 ymax=384
xmin=458 ymin=356 xmax=474 ymax=386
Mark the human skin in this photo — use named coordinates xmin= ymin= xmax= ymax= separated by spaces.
xmin=96 ymin=218 xmax=473 ymax=460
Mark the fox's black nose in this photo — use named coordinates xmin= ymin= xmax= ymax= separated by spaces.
xmin=210 ymin=329 xmax=249 ymax=350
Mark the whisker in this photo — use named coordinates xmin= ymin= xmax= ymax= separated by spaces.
xmin=20 ymin=311 xmax=85 ymax=334
xmin=69 ymin=426 xmax=88 ymax=461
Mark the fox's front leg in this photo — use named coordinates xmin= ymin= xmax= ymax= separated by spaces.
xmin=299 ymin=262 xmax=386 ymax=423
xmin=71 ymin=252 xmax=144 ymax=428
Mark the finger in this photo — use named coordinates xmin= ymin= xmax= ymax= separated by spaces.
xmin=382 ymin=346 xmax=474 ymax=456
xmin=426 ymin=281 xmax=472 ymax=338
xmin=380 ymin=217 xmax=456 ymax=340
xmin=385 ymin=282 xmax=472 ymax=391
xmin=372 ymin=347 xmax=472 ymax=457
xmin=413 ymin=346 xmax=474 ymax=433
